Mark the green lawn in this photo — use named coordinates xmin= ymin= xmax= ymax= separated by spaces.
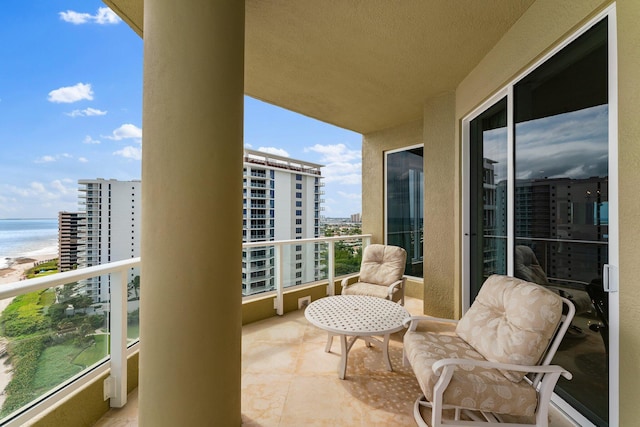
xmin=31 ymin=334 xmax=110 ymax=394
xmin=73 ymin=334 xmax=109 ymax=368
xmin=127 ymin=323 xmax=140 ymax=340
xmin=32 ymin=343 xmax=84 ymax=392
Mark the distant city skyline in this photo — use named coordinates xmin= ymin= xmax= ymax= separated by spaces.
xmin=0 ymin=1 xmax=362 ymax=220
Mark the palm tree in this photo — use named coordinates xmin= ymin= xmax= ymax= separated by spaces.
xmin=128 ymin=275 xmax=140 ymax=300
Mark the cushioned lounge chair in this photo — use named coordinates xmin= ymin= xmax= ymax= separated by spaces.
xmin=403 ymin=274 xmax=575 ymax=427
xmin=341 ymin=244 xmax=407 ymax=305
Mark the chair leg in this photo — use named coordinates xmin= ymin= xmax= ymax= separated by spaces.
xmin=413 ymin=395 xmax=432 ymax=427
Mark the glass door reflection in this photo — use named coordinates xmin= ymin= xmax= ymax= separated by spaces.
xmin=513 ymin=18 xmax=609 ymax=425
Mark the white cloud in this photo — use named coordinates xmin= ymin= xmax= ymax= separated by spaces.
xmin=30 ymin=182 xmax=46 ymax=193
xmin=66 ymin=107 xmax=107 ymax=117
xmin=305 ymin=143 xmax=360 ymax=163
xmin=258 ymin=147 xmax=289 ymax=157
xmin=35 ymin=155 xmax=56 ymax=164
xmin=95 ymin=7 xmax=121 ymax=24
xmin=78 ymin=157 xmax=89 ymax=163
xmin=59 ymin=7 xmax=121 ymax=25
xmin=337 ymin=191 xmax=362 ymax=201
xmin=104 ymin=124 xmax=142 ymax=141
xmin=0 ymin=180 xmax=79 ymax=218
xmin=59 ymin=10 xmax=92 ymax=24
xmin=113 ymin=146 xmax=142 ymax=160
xmin=83 ymin=135 xmax=101 ymax=145
xmin=34 ymin=153 xmax=76 ymax=163
xmin=304 ymin=144 xmax=361 ymax=185
xmin=48 ymin=83 xmax=93 ymax=104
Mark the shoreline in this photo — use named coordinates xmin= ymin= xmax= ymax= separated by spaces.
xmin=0 ymin=252 xmax=58 ymax=409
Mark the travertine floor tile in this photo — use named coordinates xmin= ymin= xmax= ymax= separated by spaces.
xmin=94 ymin=297 xmax=575 ymax=426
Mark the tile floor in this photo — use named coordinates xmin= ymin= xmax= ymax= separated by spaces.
xmin=95 ymin=297 xmax=578 ymax=426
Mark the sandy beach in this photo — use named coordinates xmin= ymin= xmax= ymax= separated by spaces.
xmin=0 ymin=252 xmax=58 ymax=408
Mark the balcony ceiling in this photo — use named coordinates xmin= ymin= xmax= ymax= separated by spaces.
xmin=104 ymin=0 xmax=534 ymax=134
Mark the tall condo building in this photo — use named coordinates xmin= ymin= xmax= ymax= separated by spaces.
xmin=242 ymin=149 xmax=324 ymax=296
xmin=78 ymin=179 xmax=141 ymax=302
xmin=58 ymin=211 xmax=81 ymax=272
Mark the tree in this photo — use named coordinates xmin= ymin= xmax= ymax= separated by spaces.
xmin=128 ymin=275 xmax=140 ymax=300
xmin=334 ymin=242 xmax=362 ymax=275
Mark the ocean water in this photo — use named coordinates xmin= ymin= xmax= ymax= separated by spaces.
xmin=0 ymin=219 xmax=58 ymax=268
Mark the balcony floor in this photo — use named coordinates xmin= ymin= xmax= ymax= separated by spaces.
xmin=96 ymin=297 xmax=576 ymax=426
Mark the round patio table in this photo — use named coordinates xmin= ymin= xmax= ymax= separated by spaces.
xmin=304 ymin=295 xmax=409 ymax=379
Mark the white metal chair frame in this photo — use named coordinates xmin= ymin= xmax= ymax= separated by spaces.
xmin=403 ymin=296 xmax=575 ymax=427
xmin=341 ymin=275 xmax=406 ymax=305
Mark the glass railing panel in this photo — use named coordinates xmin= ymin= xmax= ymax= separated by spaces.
xmin=281 ymin=241 xmax=328 ymax=289
xmin=332 ymin=238 xmax=363 ymax=277
xmin=242 ymin=245 xmax=275 ymax=297
xmin=0 ymin=258 xmax=139 ymax=423
xmin=0 ymin=281 xmax=109 ymax=419
xmin=241 ymin=235 xmax=370 ymax=299
xmin=126 ymin=273 xmax=140 ymax=343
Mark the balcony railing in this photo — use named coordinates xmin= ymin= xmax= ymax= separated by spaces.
xmin=0 ymin=234 xmax=370 ymax=424
xmin=0 ymin=258 xmax=140 ymax=426
xmin=242 ymin=234 xmax=371 ymax=314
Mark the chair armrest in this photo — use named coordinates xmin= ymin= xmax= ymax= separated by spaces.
xmin=340 ymin=274 xmax=360 ymax=289
xmin=386 ymin=278 xmax=404 ymax=294
xmin=432 ymin=358 xmax=572 ymax=380
xmin=403 ymin=315 xmax=459 ymax=331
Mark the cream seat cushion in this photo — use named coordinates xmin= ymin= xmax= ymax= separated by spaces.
xmin=403 ymin=330 xmax=539 ymax=417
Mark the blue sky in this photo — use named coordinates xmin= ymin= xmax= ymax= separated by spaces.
xmin=0 ymin=1 xmax=362 ymax=219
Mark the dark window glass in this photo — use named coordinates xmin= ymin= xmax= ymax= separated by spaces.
xmin=386 ymin=147 xmax=423 ymax=277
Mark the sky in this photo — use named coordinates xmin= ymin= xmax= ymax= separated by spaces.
xmin=0 ymin=1 xmax=362 ymax=220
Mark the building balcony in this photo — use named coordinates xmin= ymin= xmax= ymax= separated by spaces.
xmin=0 ymin=237 xmax=580 ymax=427
xmin=0 ymin=235 xmax=375 ymax=425
xmin=95 ymin=294 xmax=575 ymax=427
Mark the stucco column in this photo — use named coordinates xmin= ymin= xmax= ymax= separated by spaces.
xmin=140 ymin=1 xmax=243 ymax=426
xmin=423 ymin=92 xmax=457 ymax=319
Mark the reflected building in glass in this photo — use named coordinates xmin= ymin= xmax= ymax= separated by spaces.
xmin=515 ymin=176 xmax=608 ymax=286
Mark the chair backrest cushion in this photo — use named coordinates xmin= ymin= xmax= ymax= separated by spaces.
xmin=455 ymin=274 xmax=563 ymax=382
xmin=358 ymin=244 xmax=406 ymax=286
xmin=514 ymin=245 xmax=549 ymax=285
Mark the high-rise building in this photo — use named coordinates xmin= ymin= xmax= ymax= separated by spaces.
xmin=78 ymin=179 xmax=141 ymax=302
xmin=350 ymin=213 xmax=361 ymax=223
xmin=58 ymin=211 xmax=81 ymax=272
xmin=242 ymin=149 xmax=324 ymax=296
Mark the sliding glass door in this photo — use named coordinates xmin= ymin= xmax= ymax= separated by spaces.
xmin=468 ymin=98 xmax=508 ymax=300
xmin=465 ymin=15 xmax=615 ymax=427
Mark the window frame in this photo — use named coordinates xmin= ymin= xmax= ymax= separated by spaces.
xmin=384 ymin=143 xmax=424 ymax=279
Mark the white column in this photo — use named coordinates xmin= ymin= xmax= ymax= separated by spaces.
xmin=141 ymin=1 xmax=244 ymax=425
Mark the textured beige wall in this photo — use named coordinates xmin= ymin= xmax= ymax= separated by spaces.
xmin=362 ymin=120 xmax=423 ymax=244
xmin=455 ymin=0 xmax=640 ymax=423
xmin=423 ymin=93 xmax=458 ymax=318
xmin=361 ymin=98 xmax=457 ymax=317
xmin=456 ymin=0 xmax=609 ymax=117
